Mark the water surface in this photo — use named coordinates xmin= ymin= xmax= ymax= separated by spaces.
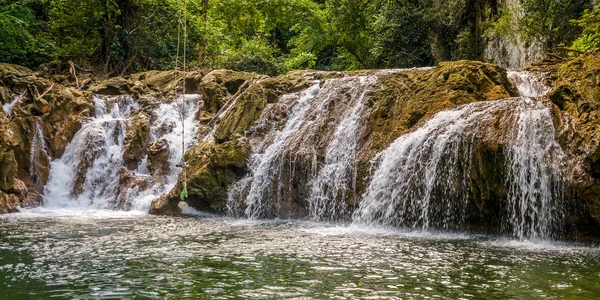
xmin=1 ymin=210 xmax=599 ymax=299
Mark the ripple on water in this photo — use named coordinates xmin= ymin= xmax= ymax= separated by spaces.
xmin=1 ymin=212 xmax=599 ymax=299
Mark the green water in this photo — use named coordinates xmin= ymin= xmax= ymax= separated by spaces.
xmin=1 ymin=211 xmax=599 ymax=299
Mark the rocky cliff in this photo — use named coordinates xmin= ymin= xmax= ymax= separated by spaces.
xmin=2 ymin=55 xmax=600 ymax=239
xmin=544 ymin=51 xmax=600 ymax=236
xmin=150 ymin=61 xmax=518 ymax=217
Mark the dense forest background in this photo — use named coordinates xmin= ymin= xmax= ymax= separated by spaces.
xmin=1 ymin=0 xmax=599 ymax=76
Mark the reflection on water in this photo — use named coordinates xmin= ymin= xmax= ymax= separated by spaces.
xmin=1 ymin=211 xmax=599 ymax=299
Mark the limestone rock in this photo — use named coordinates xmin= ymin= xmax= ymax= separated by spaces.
xmin=150 ymin=139 xmax=249 ymax=214
xmin=90 ymin=70 xmax=204 ymax=98
xmin=199 ymin=70 xmax=258 ymax=115
xmin=115 ymin=168 xmax=153 ymax=210
xmin=544 ymin=51 xmax=600 ymax=232
xmin=147 ymin=138 xmax=170 ymax=182
xmin=150 ymin=61 xmax=516 ymax=216
xmin=123 ymin=113 xmax=150 ymax=170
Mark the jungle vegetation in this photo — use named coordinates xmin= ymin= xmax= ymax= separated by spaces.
xmin=1 ymin=0 xmax=598 ymax=75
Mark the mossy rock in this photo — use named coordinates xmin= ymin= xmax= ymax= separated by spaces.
xmin=123 ymin=113 xmax=151 ymax=170
xmin=150 ymin=139 xmax=250 ymax=214
xmin=545 ymin=51 xmax=600 ymax=231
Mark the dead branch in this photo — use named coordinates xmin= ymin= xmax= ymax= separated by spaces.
xmin=36 ymin=83 xmax=55 ymax=101
xmin=69 ymin=61 xmax=79 ymax=88
xmin=556 ymin=46 xmax=585 ymax=54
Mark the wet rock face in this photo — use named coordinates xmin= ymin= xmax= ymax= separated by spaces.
xmin=364 ymin=61 xmax=518 ymax=154
xmin=545 ymin=51 xmax=600 ymax=232
xmin=0 ymin=63 xmax=94 ymax=208
xmin=151 ymin=61 xmax=518 ymax=217
xmin=1 ymin=90 xmax=25 ymax=212
xmin=147 ymin=138 xmax=170 ymax=183
xmin=198 ymin=70 xmax=259 ymax=116
xmin=116 ymin=169 xmax=153 ymax=210
xmin=153 ymin=139 xmax=250 ymax=214
xmin=123 ymin=113 xmax=150 ymax=170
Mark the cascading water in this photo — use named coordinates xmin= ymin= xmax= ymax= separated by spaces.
xmin=353 ymin=70 xmax=564 ymax=239
xmin=29 ymin=117 xmax=50 ymax=194
xmin=43 ymin=96 xmax=136 ymax=209
xmin=228 ymin=76 xmax=377 ymax=219
xmin=2 ymin=94 xmax=22 ymax=117
xmin=42 ymin=93 xmax=200 ymax=211
xmin=309 ymin=76 xmax=376 ymax=220
xmin=228 ymin=83 xmax=321 ymax=218
xmin=148 ymin=94 xmax=201 ymax=185
xmin=505 ymin=100 xmax=564 ymax=239
xmin=505 ymin=70 xmax=564 ymax=240
xmin=353 ymin=101 xmax=501 ymax=229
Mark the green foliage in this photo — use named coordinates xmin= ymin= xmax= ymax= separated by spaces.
xmin=0 ymin=0 xmax=596 ymax=74
xmin=0 ymin=1 xmax=53 ymax=67
xmin=520 ymin=0 xmax=591 ymax=48
xmin=570 ymin=8 xmax=600 ymax=52
xmin=221 ymin=40 xmax=281 ymax=76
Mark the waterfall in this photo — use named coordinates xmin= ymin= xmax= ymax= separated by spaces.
xmin=505 ymin=100 xmax=564 ymax=239
xmin=507 ymin=71 xmax=550 ymax=97
xmin=2 ymin=95 xmax=22 ymax=117
xmin=43 ymin=96 xmax=135 ymax=209
xmin=148 ymin=94 xmax=201 ymax=185
xmin=505 ymin=71 xmax=563 ymax=240
xmin=352 ymin=101 xmax=502 ymax=229
xmin=29 ymin=117 xmax=50 ymax=197
xmin=228 ymin=76 xmax=377 ymax=219
xmin=41 ymin=94 xmax=200 ymax=211
xmin=229 ymin=83 xmax=322 ymax=218
xmin=353 ymin=71 xmax=564 ymax=239
xmin=309 ymin=76 xmax=376 ymax=220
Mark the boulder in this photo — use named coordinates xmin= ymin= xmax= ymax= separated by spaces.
xmin=147 ymin=138 xmax=171 ymax=182
xmin=123 ymin=113 xmax=150 ymax=170
xmin=115 ymin=168 xmax=153 ymax=210
xmin=0 ymin=101 xmax=24 ymax=212
xmin=544 ymin=51 xmax=600 ymax=234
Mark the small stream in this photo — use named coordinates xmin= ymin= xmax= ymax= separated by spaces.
xmin=1 ymin=211 xmax=599 ymax=299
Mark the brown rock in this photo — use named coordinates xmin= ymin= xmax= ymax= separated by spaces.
xmin=544 ymin=52 xmax=600 ymax=231
xmin=123 ymin=113 xmax=150 ymax=170
xmin=147 ymin=138 xmax=170 ymax=182
xmin=115 ymin=168 xmax=153 ymax=210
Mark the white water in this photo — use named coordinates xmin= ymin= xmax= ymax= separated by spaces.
xmin=353 ymin=100 xmax=506 ymax=229
xmin=506 ymin=100 xmax=564 ymax=239
xmin=43 ymin=96 xmax=136 ymax=209
xmin=41 ymin=94 xmax=200 ymax=211
xmin=507 ymin=70 xmax=550 ymax=97
xmin=2 ymin=95 xmax=22 ymax=117
xmin=228 ymin=76 xmax=378 ymax=219
xmin=309 ymin=76 xmax=376 ymax=220
xmin=148 ymin=94 xmax=201 ymax=184
xmin=231 ymin=83 xmax=322 ymax=218
xmin=353 ymin=71 xmax=564 ymax=239
xmin=29 ymin=117 xmax=50 ymax=187
xmin=505 ymin=70 xmax=563 ymax=240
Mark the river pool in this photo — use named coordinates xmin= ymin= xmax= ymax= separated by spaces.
xmin=1 ymin=210 xmax=599 ymax=299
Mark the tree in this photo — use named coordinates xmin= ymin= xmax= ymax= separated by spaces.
xmin=570 ymin=7 xmax=600 ymax=52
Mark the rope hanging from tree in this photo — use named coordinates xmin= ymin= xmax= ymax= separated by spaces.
xmin=178 ymin=0 xmax=188 ymax=201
